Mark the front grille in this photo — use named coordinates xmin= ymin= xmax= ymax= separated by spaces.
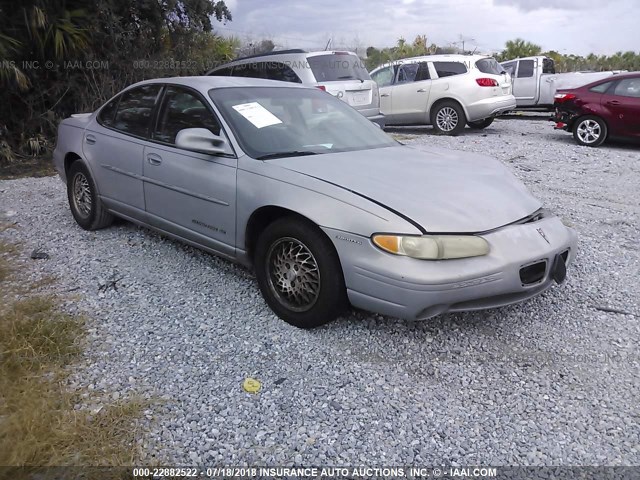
xmin=520 ymin=260 xmax=547 ymax=285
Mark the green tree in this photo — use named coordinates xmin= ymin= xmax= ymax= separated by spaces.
xmin=0 ymin=0 xmax=234 ymax=163
xmin=498 ymin=38 xmax=542 ymax=61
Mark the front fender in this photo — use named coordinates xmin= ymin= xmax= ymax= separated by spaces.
xmin=236 ymin=158 xmax=421 ymax=258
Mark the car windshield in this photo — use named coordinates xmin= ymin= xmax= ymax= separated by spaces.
xmin=209 ymin=86 xmax=396 ymax=159
xmin=307 ymin=54 xmax=370 ymax=82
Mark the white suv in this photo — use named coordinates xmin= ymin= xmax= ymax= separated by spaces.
xmin=370 ymin=54 xmax=515 ymax=134
xmin=207 ymin=49 xmax=385 ymax=127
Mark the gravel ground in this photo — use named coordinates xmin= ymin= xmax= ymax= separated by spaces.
xmin=1 ymin=115 xmax=639 ymax=466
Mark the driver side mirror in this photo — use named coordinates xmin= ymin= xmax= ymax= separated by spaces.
xmin=175 ymin=128 xmax=229 ymax=155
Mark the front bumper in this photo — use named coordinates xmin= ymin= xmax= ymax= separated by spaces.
xmin=324 ymin=215 xmax=578 ymax=320
xmin=466 ymin=95 xmax=517 ymax=122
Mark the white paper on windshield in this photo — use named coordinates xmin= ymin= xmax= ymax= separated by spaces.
xmin=232 ymin=102 xmax=282 ymax=128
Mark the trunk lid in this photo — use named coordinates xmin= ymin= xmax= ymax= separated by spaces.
xmin=307 ymin=52 xmax=379 ymax=110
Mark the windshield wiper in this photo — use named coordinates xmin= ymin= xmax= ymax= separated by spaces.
xmin=256 ymin=151 xmax=319 ymax=160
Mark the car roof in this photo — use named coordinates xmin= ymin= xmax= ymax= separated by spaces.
xmin=207 ymin=50 xmax=361 ymax=73
xmin=128 ymin=76 xmax=310 ymax=93
xmin=601 ymin=71 xmax=640 ymax=81
xmin=370 ymin=54 xmax=491 ymax=72
xmin=399 ymin=54 xmax=490 ymax=63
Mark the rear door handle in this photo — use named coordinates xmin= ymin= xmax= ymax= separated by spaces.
xmin=147 ymin=153 xmax=162 ymax=166
xmin=417 ymin=89 xmax=427 ymax=93
xmin=85 ymin=134 xmax=96 ymax=145
xmin=380 ymin=93 xmax=390 ymax=97
xmin=606 ymin=100 xmax=620 ymax=105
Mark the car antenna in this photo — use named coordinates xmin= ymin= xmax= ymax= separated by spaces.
xmin=324 ymin=38 xmax=332 ymax=51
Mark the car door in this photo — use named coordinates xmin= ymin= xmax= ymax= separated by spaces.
xmin=143 ymin=85 xmax=237 ymax=258
xmin=512 ymin=59 xmax=538 ymax=106
xmin=386 ymin=62 xmax=432 ymax=125
xmin=603 ymin=78 xmax=640 ymax=137
xmin=370 ymin=65 xmax=394 ymax=117
xmin=84 ymin=84 xmax=162 ymax=219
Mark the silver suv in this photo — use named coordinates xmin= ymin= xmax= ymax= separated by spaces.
xmin=207 ymin=49 xmax=385 ymax=127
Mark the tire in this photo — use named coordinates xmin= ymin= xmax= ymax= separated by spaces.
xmin=67 ymin=160 xmax=114 ymax=230
xmin=572 ymin=115 xmax=607 ymax=147
xmin=467 ymin=117 xmax=494 ymax=129
xmin=431 ymin=100 xmax=466 ymax=135
xmin=254 ymin=217 xmax=348 ymax=328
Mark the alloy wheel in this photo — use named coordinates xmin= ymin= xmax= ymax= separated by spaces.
xmin=576 ymin=119 xmax=601 ymax=144
xmin=72 ymin=172 xmax=92 ymax=218
xmin=436 ymin=107 xmax=459 ymax=132
xmin=266 ymin=237 xmax=321 ymax=312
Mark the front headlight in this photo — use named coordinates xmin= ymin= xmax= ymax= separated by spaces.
xmin=372 ymin=234 xmax=490 ymax=260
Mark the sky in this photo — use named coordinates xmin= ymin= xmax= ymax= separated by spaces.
xmin=217 ymin=0 xmax=639 ymax=57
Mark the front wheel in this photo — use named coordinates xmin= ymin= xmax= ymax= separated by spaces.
xmin=431 ymin=101 xmax=466 ymax=135
xmin=573 ymin=115 xmax=607 ymax=147
xmin=254 ymin=217 xmax=348 ymax=328
xmin=467 ymin=117 xmax=494 ymax=129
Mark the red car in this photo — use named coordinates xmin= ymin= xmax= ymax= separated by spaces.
xmin=552 ymin=72 xmax=640 ymax=147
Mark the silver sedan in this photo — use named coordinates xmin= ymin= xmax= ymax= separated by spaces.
xmin=53 ymin=76 xmax=577 ymax=328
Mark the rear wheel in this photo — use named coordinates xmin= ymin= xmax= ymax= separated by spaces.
xmin=431 ymin=101 xmax=466 ymax=135
xmin=254 ymin=217 xmax=347 ymax=329
xmin=467 ymin=117 xmax=494 ymax=129
xmin=67 ymin=161 xmax=113 ymax=230
xmin=573 ymin=115 xmax=607 ymax=147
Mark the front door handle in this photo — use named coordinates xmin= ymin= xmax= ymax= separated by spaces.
xmin=380 ymin=93 xmax=390 ymax=97
xmin=606 ymin=100 xmax=620 ymax=106
xmin=147 ymin=153 xmax=162 ymax=166
xmin=85 ymin=134 xmax=96 ymax=145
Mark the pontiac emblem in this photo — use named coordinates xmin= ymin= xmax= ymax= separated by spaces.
xmin=536 ymin=228 xmax=550 ymax=244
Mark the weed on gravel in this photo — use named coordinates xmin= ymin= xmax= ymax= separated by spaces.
xmin=0 ymin=240 xmax=145 ymax=479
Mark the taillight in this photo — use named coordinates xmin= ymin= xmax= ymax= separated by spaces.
xmin=476 ymin=78 xmax=499 ymax=87
xmin=554 ymin=93 xmax=576 ymax=103
xmin=316 ymin=85 xmax=326 ymax=91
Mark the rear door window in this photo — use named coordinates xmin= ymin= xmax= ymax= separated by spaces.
xmin=517 ymin=60 xmax=535 ymax=78
xmin=307 ymin=54 xmax=370 ymax=82
xmin=396 ymin=64 xmax=419 ymax=83
xmin=112 ymin=85 xmax=162 ymax=137
xmin=433 ymin=61 xmax=467 ymax=78
xmin=371 ymin=66 xmax=394 ymax=87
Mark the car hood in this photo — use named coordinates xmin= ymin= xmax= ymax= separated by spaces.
xmin=269 ymin=145 xmax=541 ymax=233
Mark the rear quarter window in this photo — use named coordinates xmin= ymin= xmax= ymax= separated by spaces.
xmin=589 ymin=81 xmax=613 ymax=93
xmin=209 ymin=66 xmax=234 ymax=76
xmin=262 ymin=62 xmax=302 ymax=83
xmin=433 ymin=61 xmax=467 ymax=78
xmin=98 ymin=96 xmax=119 ymax=126
xmin=476 ymin=58 xmax=504 ymax=75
